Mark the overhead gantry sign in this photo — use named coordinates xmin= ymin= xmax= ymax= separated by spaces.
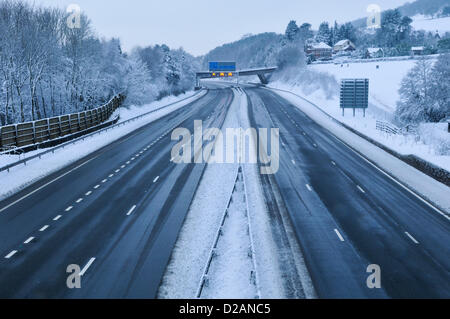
xmin=196 ymin=62 xmax=277 ymax=86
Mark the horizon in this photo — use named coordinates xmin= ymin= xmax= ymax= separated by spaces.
xmin=25 ymin=0 xmax=413 ymax=56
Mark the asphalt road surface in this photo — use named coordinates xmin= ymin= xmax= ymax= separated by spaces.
xmin=245 ymin=86 xmax=449 ymax=298
xmin=0 ymin=81 xmax=448 ymax=299
xmin=0 ymin=83 xmax=233 ymax=298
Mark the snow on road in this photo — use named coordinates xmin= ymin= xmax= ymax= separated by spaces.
xmin=0 ymin=91 xmax=205 ymax=201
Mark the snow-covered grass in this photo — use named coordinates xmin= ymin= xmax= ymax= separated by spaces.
xmin=118 ymin=91 xmax=199 ymax=122
xmin=269 ymin=88 xmax=450 ymax=214
xmin=269 ymin=81 xmax=450 ymax=172
xmin=411 ymin=15 xmax=450 ymax=34
xmin=309 ymin=59 xmax=421 ymax=114
xmin=0 ymin=91 xmax=206 ymax=201
xmin=269 ymin=55 xmax=450 ymax=172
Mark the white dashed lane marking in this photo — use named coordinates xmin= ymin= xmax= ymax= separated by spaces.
xmin=53 ymin=215 xmax=62 ymax=221
xmin=357 ymin=185 xmax=366 ymax=194
xmin=79 ymin=257 xmax=96 ymax=276
xmin=306 ymin=184 xmax=312 ymax=192
xmin=76 ymin=198 xmax=83 ymax=203
xmin=153 ymin=176 xmax=160 ymax=183
xmin=4 ymin=250 xmax=17 ymax=259
xmin=39 ymin=225 xmax=49 ymax=232
xmin=127 ymin=205 xmax=137 ymax=216
xmin=65 ymin=206 xmax=73 ymax=212
xmin=405 ymin=232 xmax=419 ymax=244
xmin=85 ymin=191 xmax=92 ymax=196
xmin=334 ymin=229 xmax=345 ymax=242
xmin=94 ymin=185 xmax=100 ymax=189
xmin=24 ymin=237 xmax=34 ymax=244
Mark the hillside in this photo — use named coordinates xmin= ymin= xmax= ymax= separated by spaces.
xmin=202 ymin=33 xmax=283 ymax=69
xmin=352 ymin=0 xmax=450 ymax=29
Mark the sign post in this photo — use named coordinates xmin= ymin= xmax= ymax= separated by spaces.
xmin=340 ymin=79 xmax=369 ymax=117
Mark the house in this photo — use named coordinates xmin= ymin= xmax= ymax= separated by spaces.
xmin=333 ymin=39 xmax=356 ymax=53
xmin=411 ymin=46 xmax=424 ymax=56
xmin=365 ymin=47 xmax=384 ymax=58
xmin=305 ymin=42 xmax=333 ymax=60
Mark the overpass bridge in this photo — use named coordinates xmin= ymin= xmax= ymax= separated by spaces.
xmin=196 ymin=63 xmax=277 ymax=87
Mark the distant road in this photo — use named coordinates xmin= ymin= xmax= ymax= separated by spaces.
xmin=245 ymin=86 xmax=450 ymax=298
xmin=0 ymin=83 xmax=233 ymax=298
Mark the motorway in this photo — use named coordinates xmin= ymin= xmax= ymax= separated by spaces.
xmin=245 ymin=86 xmax=450 ymax=298
xmin=0 ymin=81 xmax=449 ymax=298
xmin=0 ymin=83 xmax=233 ymax=298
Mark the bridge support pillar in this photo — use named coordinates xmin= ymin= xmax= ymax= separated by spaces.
xmin=257 ymin=74 xmax=268 ymax=85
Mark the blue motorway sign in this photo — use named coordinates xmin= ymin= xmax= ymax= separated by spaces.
xmin=209 ymin=62 xmax=236 ymax=72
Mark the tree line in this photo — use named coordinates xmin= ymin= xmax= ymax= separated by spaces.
xmin=0 ymin=0 xmax=199 ymax=126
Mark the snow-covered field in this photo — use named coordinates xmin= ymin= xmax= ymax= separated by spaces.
xmin=0 ymin=91 xmax=205 ymax=201
xmin=309 ymin=59 xmax=419 ymax=114
xmin=411 ymin=15 xmax=450 ymax=34
xmin=270 ymin=56 xmax=450 ymax=172
xmin=269 ymin=88 xmax=450 ymax=215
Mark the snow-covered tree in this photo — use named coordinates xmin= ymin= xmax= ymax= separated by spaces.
xmin=395 ymin=57 xmax=446 ymax=124
xmin=316 ymin=22 xmax=332 ymax=46
xmin=285 ymin=20 xmax=300 ymax=42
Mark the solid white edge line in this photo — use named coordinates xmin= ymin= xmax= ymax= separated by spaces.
xmin=0 ymin=158 xmax=95 ymax=213
xmin=79 ymin=257 xmax=96 ymax=276
xmin=5 ymin=250 xmax=18 ymax=259
xmin=405 ymin=232 xmax=419 ymax=244
xmin=351 ymin=149 xmax=450 ymax=221
xmin=127 ymin=205 xmax=137 ymax=216
xmin=334 ymin=229 xmax=345 ymax=242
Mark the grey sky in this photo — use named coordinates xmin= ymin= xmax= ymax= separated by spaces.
xmin=29 ymin=0 xmax=411 ymax=56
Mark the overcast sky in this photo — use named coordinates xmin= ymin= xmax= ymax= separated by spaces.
xmin=28 ymin=0 xmax=411 ymax=56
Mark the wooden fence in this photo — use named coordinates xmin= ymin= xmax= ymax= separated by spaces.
xmin=0 ymin=94 xmax=125 ymax=151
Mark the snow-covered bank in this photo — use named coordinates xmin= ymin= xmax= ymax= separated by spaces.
xmin=309 ymin=59 xmax=421 ymax=114
xmin=0 ymin=91 xmax=206 ymax=201
xmin=269 ymin=87 xmax=450 ymax=215
xmin=411 ymin=15 xmax=450 ymax=34
xmin=270 ymin=59 xmax=449 ymax=173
